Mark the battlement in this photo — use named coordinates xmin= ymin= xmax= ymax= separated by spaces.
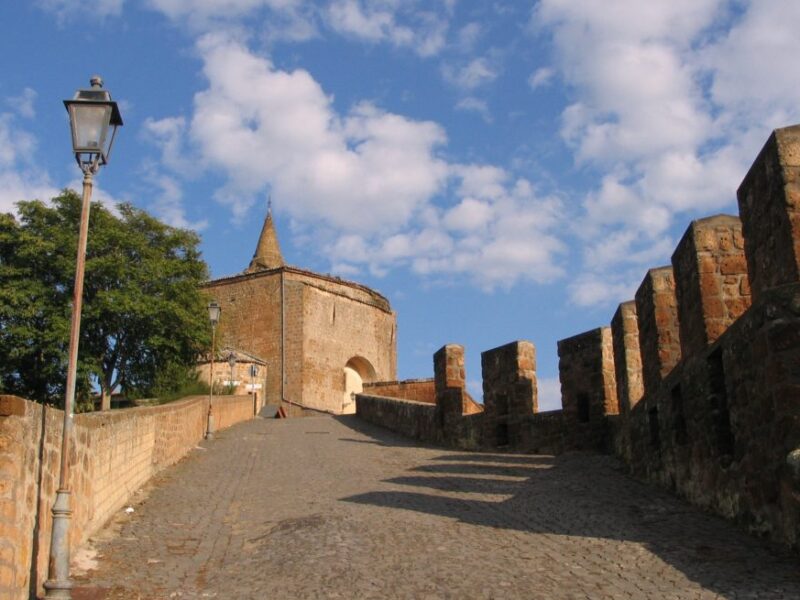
xmin=356 ymin=124 xmax=800 ymax=549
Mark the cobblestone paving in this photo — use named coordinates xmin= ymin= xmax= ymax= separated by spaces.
xmin=73 ymin=416 xmax=800 ymax=599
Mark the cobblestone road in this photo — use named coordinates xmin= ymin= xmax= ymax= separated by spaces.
xmin=73 ymin=416 xmax=800 ymax=599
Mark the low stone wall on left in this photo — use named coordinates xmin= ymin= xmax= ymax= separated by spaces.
xmin=0 ymin=393 xmax=256 ymax=600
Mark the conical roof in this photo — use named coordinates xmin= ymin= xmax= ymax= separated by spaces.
xmin=246 ymin=205 xmax=284 ymax=272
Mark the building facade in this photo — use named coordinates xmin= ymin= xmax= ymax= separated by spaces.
xmin=202 ymin=209 xmax=397 ymax=414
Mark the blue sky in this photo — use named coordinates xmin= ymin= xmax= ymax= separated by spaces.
xmin=2 ymin=1 xmax=800 ymax=409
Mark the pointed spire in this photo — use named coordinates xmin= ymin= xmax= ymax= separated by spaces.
xmin=246 ymin=197 xmax=284 ymax=273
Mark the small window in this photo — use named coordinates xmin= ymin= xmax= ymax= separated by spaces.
xmin=648 ymin=406 xmax=661 ymax=453
xmin=672 ymin=385 xmax=687 ymax=446
xmin=708 ymin=348 xmax=734 ymax=456
xmin=577 ymin=393 xmax=590 ymax=423
xmin=496 ymin=423 xmax=509 ymax=447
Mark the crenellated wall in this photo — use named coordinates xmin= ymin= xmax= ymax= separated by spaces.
xmin=362 ymin=379 xmax=436 ymax=404
xmin=481 ymin=341 xmax=537 ymax=448
xmin=355 ymin=123 xmax=800 ymax=550
xmin=671 ymin=215 xmax=751 ymax=358
xmin=0 ymin=394 xmax=257 ymax=600
xmin=636 ymin=267 xmax=681 ymax=396
xmin=557 ymin=327 xmax=617 ymax=451
xmin=737 ymin=126 xmax=800 ymax=300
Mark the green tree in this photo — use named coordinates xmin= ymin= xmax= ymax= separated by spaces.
xmin=0 ymin=190 xmax=210 ymax=408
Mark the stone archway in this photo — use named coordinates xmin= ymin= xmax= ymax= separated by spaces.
xmin=342 ymin=356 xmax=377 ymax=414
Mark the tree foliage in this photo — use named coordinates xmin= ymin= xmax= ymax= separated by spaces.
xmin=0 ymin=190 xmax=210 ymax=406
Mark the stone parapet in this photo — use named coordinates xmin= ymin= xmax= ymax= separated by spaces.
xmin=557 ymin=327 xmax=617 ymax=451
xmin=611 ymin=301 xmax=643 ymax=414
xmin=481 ymin=341 xmax=537 ymax=448
xmin=362 ymin=379 xmax=436 ymax=404
xmin=635 ymin=267 xmax=681 ymax=395
xmin=671 ymin=215 xmax=751 ymax=360
xmin=0 ymin=395 xmax=256 ymax=600
xmin=737 ymin=124 xmax=800 ymax=300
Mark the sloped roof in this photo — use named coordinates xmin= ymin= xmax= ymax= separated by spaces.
xmin=246 ymin=207 xmax=284 ymax=272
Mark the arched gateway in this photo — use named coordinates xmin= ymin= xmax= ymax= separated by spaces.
xmin=342 ymin=356 xmax=377 ymax=414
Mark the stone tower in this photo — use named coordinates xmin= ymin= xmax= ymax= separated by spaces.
xmin=246 ymin=205 xmax=284 ymax=273
xmin=202 ymin=204 xmax=397 ymax=414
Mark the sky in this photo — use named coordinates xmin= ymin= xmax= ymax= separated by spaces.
xmin=2 ymin=1 xmax=800 ymax=409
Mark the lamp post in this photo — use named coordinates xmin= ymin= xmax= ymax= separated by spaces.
xmin=207 ymin=302 xmax=221 ymax=440
xmin=250 ymin=364 xmax=259 ymax=415
xmin=228 ymin=352 xmax=237 ymax=393
xmin=45 ymin=76 xmax=123 ymax=599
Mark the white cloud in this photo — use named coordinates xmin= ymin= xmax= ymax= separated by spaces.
xmin=456 ymin=22 xmax=481 ymax=52
xmin=701 ymin=0 xmax=800 ymax=124
xmin=454 ymin=97 xmax=492 ymax=123
xmin=190 ymin=33 xmax=448 ymax=226
xmin=0 ymin=170 xmax=59 ymax=216
xmin=328 ymin=166 xmax=567 ymax=290
xmin=532 ymin=0 xmax=800 ymax=308
xmin=528 ymin=67 xmax=553 ymax=90
xmin=141 ymin=116 xmax=198 ymax=177
xmin=144 ymin=0 xmax=317 ymax=39
xmin=568 ymin=274 xmax=637 ymax=308
xmin=443 ymin=198 xmax=492 ymax=232
xmin=142 ymin=34 xmax=567 ymax=289
xmin=5 ymin=88 xmax=37 ymax=119
xmin=326 ymin=0 xmax=449 ymax=56
xmin=442 ymin=56 xmax=499 ymax=90
xmin=36 ymin=0 xmax=123 ymax=21
xmin=0 ymin=109 xmax=59 ymax=214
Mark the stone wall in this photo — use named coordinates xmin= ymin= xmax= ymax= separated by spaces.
xmin=355 ymin=394 xmax=440 ymax=443
xmin=356 ymin=344 xmax=483 ymax=450
xmin=636 ymin=267 xmax=681 ymax=396
xmin=671 ymin=215 xmax=751 ymax=359
xmin=203 ymin=266 xmax=397 ymax=414
xmin=481 ymin=341 xmax=537 ymax=448
xmin=353 ymin=124 xmax=800 ymax=550
xmin=557 ymin=327 xmax=617 ymax=451
xmin=611 ymin=125 xmax=800 ymax=548
xmin=362 ymin=379 xmax=436 ymax=403
xmin=300 ymin=278 xmax=396 ymax=413
xmin=0 ymin=394 xmax=255 ymax=600
xmin=737 ymin=125 xmax=800 ymax=300
xmin=204 ymin=271 xmax=284 ymax=406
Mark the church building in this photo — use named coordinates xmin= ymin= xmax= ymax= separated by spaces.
xmin=201 ymin=208 xmax=397 ymax=415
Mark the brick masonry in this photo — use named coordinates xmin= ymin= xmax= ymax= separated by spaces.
xmin=203 ymin=266 xmax=397 ymax=415
xmin=737 ymin=124 xmax=800 ymax=300
xmin=636 ymin=267 xmax=681 ymax=395
xmin=362 ymin=379 xmax=436 ymax=404
xmin=611 ymin=301 xmax=643 ymax=415
xmin=481 ymin=341 xmax=537 ymax=448
xmin=557 ymin=327 xmax=617 ymax=451
xmin=0 ymin=394 xmax=256 ymax=600
xmin=671 ymin=215 xmax=751 ymax=359
xmin=356 ymin=124 xmax=800 ymax=551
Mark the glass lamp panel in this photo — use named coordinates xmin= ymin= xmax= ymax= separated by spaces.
xmin=208 ymin=303 xmax=221 ymax=324
xmin=69 ymin=104 xmax=111 ymax=152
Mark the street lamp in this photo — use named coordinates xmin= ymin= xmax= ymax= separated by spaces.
xmin=228 ymin=352 xmax=238 ymax=392
xmin=249 ymin=364 xmax=259 ymax=415
xmin=206 ymin=302 xmax=221 ymax=440
xmin=45 ymin=76 xmax=123 ymax=599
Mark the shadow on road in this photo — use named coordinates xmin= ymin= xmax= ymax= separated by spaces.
xmin=336 ymin=415 xmax=800 ymax=598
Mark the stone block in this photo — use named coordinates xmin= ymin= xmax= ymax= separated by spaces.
xmin=611 ymin=301 xmax=644 ymax=414
xmin=0 ymin=396 xmax=26 ymax=417
xmin=557 ymin=327 xmax=617 ymax=436
xmin=672 ymin=215 xmax=752 ymax=360
xmin=481 ymin=341 xmax=538 ymax=448
xmin=635 ymin=267 xmax=681 ymax=395
xmin=737 ymin=124 xmax=800 ymax=299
